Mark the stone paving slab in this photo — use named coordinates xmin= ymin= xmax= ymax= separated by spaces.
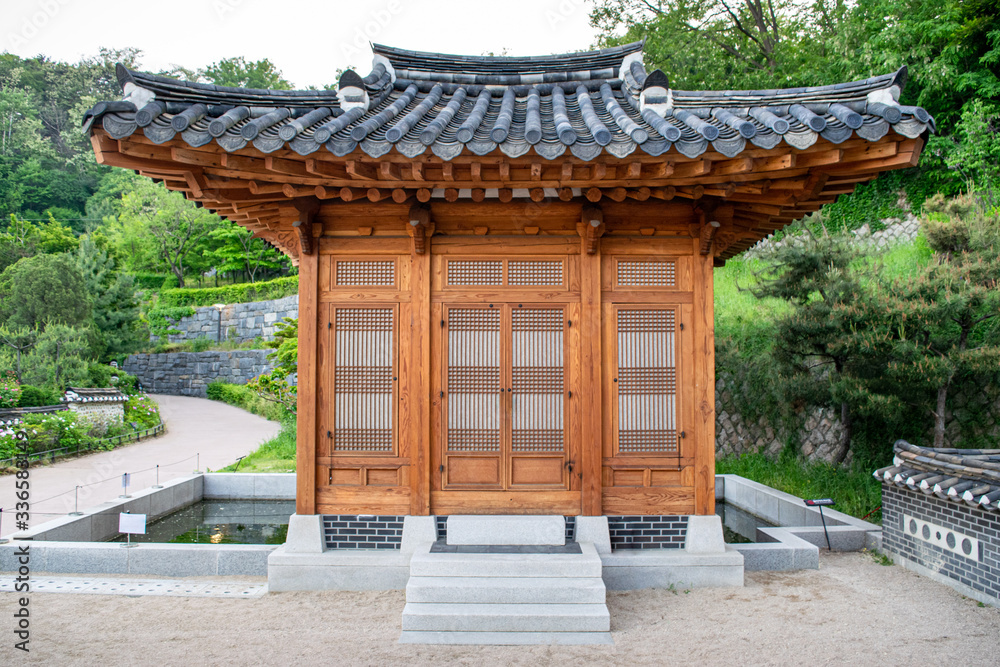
xmin=0 ymin=575 xmax=267 ymax=598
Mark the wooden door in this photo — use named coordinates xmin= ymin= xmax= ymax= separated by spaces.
xmin=440 ymin=303 xmax=571 ymax=491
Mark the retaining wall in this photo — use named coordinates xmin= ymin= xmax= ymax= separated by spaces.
xmin=159 ymin=294 xmax=298 ymax=344
xmin=124 ymin=350 xmax=274 ymax=397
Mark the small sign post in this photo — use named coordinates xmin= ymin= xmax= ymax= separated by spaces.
xmin=119 ymin=511 xmax=146 ymax=548
xmin=804 ymin=498 xmax=835 ymax=550
xmin=120 ymin=472 xmax=131 ymax=499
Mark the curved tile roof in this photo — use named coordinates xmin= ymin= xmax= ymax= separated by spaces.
xmin=83 ymin=42 xmax=933 ymax=162
xmin=875 ymin=440 xmax=1000 ymax=513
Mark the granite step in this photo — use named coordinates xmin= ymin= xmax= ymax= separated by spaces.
xmin=406 ymin=575 xmax=606 ymax=604
xmin=398 ymin=630 xmax=614 ymax=645
xmin=400 ymin=602 xmax=611 ymax=633
xmin=409 ymin=541 xmax=603 ymax=578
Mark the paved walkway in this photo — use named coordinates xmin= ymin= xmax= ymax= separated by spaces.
xmin=0 ymin=394 xmax=281 ymax=536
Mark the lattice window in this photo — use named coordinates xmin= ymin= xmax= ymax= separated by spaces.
xmin=446 ymin=308 xmax=501 ymax=452
xmin=508 ymin=260 xmax=564 ymax=286
xmin=616 ymin=309 xmax=678 ymax=454
xmin=333 ymin=308 xmax=394 ymax=452
xmin=511 ymin=308 xmax=565 ymax=452
xmin=448 ymin=260 xmax=503 ymax=286
xmin=335 ymin=260 xmax=395 ymax=286
xmin=617 ymin=260 xmax=676 ymax=287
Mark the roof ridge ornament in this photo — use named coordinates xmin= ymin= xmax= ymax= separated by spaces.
xmin=640 ymin=69 xmax=672 ymax=115
xmin=338 ymin=69 xmax=369 ymax=112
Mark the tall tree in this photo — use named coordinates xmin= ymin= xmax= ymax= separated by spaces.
xmin=0 ymin=253 xmax=91 ymax=331
xmin=116 ymin=180 xmax=219 ymax=287
xmin=202 ymin=57 xmax=293 ymax=89
xmin=75 ymin=236 xmax=143 ymax=359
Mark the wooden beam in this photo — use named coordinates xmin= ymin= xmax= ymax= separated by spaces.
xmin=345 ymin=159 xmax=376 ymax=180
xmin=691 ymin=240 xmax=716 ymax=515
xmin=580 ymin=210 xmax=603 ymax=516
xmin=292 ymin=197 xmax=320 ymax=257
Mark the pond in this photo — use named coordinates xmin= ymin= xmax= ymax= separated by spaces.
xmin=715 ymin=502 xmax=775 ymax=544
xmin=108 ymin=500 xmax=294 ymax=545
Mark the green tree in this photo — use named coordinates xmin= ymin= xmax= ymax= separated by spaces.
xmin=75 ymin=236 xmax=143 ymax=358
xmin=202 ymin=57 xmax=293 ymax=89
xmin=752 ymin=230 xmax=865 ymax=463
xmin=0 ymin=324 xmax=37 ymax=383
xmin=209 ymin=221 xmax=286 ymax=282
xmin=836 ymin=195 xmax=1000 ymax=448
xmin=0 ymin=253 xmax=91 ymax=330
xmin=22 ymin=323 xmax=92 ymax=391
xmin=116 ymin=179 xmax=220 ymax=286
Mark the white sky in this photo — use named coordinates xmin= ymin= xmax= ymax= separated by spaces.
xmin=2 ymin=0 xmax=602 ymax=88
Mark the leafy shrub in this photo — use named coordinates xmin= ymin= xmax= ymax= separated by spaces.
xmin=146 ymin=306 xmax=195 ymax=340
xmin=158 ymin=276 xmax=298 ymax=308
xmin=161 ymin=274 xmax=179 ymax=290
xmin=131 ymin=273 xmax=167 ymax=290
xmin=0 ymin=371 xmax=20 ymax=408
xmin=17 ymin=385 xmax=59 ymax=407
xmin=123 ymin=393 xmax=160 ymax=429
xmin=206 ymin=381 xmax=289 ymax=422
xmin=3 ymin=411 xmax=96 ymax=456
xmin=189 ymin=337 xmax=214 ymax=352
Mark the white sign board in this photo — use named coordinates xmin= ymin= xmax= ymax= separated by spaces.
xmin=119 ymin=513 xmax=147 ymax=535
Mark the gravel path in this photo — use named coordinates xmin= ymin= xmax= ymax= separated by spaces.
xmin=3 ymin=552 xmax=997 ymax=665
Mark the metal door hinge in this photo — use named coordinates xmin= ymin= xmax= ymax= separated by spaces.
xmin=679 ymin=322 xmax=684 ymax=330
xmin=439 ymin=465 xmax=444 ymax=473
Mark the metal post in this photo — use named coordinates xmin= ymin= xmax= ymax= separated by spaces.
xmin=0 ymin=508 xmax=7 ymax=544
xmin=70 ymin=486 xmax=83 ymax=516
xmin=819 ymin=506 xmax=832 ymax=551
xmin=153 ymin=464 xmax=163 ymax=489
xmin=194 ymin=453 xmax=201 ymax=474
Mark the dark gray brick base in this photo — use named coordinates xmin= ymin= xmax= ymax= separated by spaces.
xmin=323 ymin=515 xmax=404 ymax=550
xmin=882 ymin=484 xmax=1000 ymax=602
xmin=608 ymin=515 xmax=688 ymax=549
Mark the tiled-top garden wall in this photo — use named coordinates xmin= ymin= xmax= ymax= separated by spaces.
xmin=157 ymin=295 xmax=298 ymax=344
xmin=882 ymin=484 xmax=999 ymax=605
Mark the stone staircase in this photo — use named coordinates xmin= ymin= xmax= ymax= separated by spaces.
xmin=398 ymin=516 xmax=612 ymax=645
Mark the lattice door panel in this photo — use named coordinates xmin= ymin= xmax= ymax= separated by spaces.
xmin=331 ymin=307 xmax=396 ymax=453
xmin=614 ymin=308 xmax=679 ymax=455
xmin=444 ymin=307 xmax=502 ymax=453
xmin=511 ymin=308 xmax=566 ymax=453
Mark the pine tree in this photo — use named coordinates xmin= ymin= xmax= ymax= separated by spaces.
xmin=75 ymin=235 xmax=143 ymax=358
xmin=752 ymin=229 xmax=865 ymax=464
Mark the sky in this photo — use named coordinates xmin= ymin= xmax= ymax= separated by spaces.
xmin=2 ymin=0 xmax=603 ymax=88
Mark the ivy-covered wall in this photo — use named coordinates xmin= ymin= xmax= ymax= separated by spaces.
xmin=152 ymin=295 xmax=298 ymax=344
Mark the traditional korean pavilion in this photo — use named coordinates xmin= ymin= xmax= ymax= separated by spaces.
xmin=83 ymin=41 xmax=931 ymax=556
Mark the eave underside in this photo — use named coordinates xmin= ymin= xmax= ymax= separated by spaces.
xmin=90 ymin=127 xmax=925 ymax=262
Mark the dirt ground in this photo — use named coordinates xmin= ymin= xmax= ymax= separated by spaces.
xmin=3 ymin=552 xmax=998 ymax=666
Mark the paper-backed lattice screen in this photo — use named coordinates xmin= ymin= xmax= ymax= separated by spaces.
xmin=446 ymin=308 xmax=501 ymax=452
xmin=616 ymin=308 xmax=678 ymax=454
xmin=511 ymin=308 xmax=565 ymax=452
xmin=333 ymin=307 xmax=395 ymax=452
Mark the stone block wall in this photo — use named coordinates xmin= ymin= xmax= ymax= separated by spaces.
xmin=124 ymin=350 xmax=274 ymax=397
xmin=159 ymin=295 xmax=298 ymax=344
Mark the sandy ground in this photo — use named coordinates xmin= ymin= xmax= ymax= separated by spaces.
xmin=2 ymin=552 xmax=997 ymax=666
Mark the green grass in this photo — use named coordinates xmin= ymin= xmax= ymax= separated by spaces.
xmin=716 ymin=451 xmax=883 ymax=523
xmin=220 ymin=420 xmax=296 ymax=473
xmin=713 ymin=257 xmax=787 ymax=359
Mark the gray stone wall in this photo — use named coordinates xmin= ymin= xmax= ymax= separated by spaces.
xmin=124 ymin=350 xmax=274 ymax=397
xmin=743 ymin=213 xmax=921 ymax=260
xmin=159 ymin=295 xmax=298 ymax=344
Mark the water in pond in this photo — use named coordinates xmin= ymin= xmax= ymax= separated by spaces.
xmin=108 ymin=500 xmax=294 ymax=545
xmin=715 ymin=502 xmax=775 ymax=544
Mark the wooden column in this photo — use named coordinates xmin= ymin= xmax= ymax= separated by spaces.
xmin=691 ymin=238 xmax=717 ymax=515
xmin=295 ymin=237 xmax=319 ymax=515
xmin=409 ymin=223 xmax=432 ymax=515
xmin=580 ymin=218 xmax=604 ymax=516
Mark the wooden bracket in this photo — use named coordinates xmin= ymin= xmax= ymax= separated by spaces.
xmin=407 ymin=203 xmax=434 ymax=255
xmin=695 ymin=202 xmax=734 ymax=255
xmin=577 ymin=205 xmax=605 ymax=255
xmin=291 ymin=197 xmax=321 ymax=256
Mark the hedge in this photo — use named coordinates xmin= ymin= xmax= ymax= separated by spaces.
xmin=157 ymin=276 xmax=298 ymax=307
xmin=131 ymin=272 xmax=169 ymax=290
